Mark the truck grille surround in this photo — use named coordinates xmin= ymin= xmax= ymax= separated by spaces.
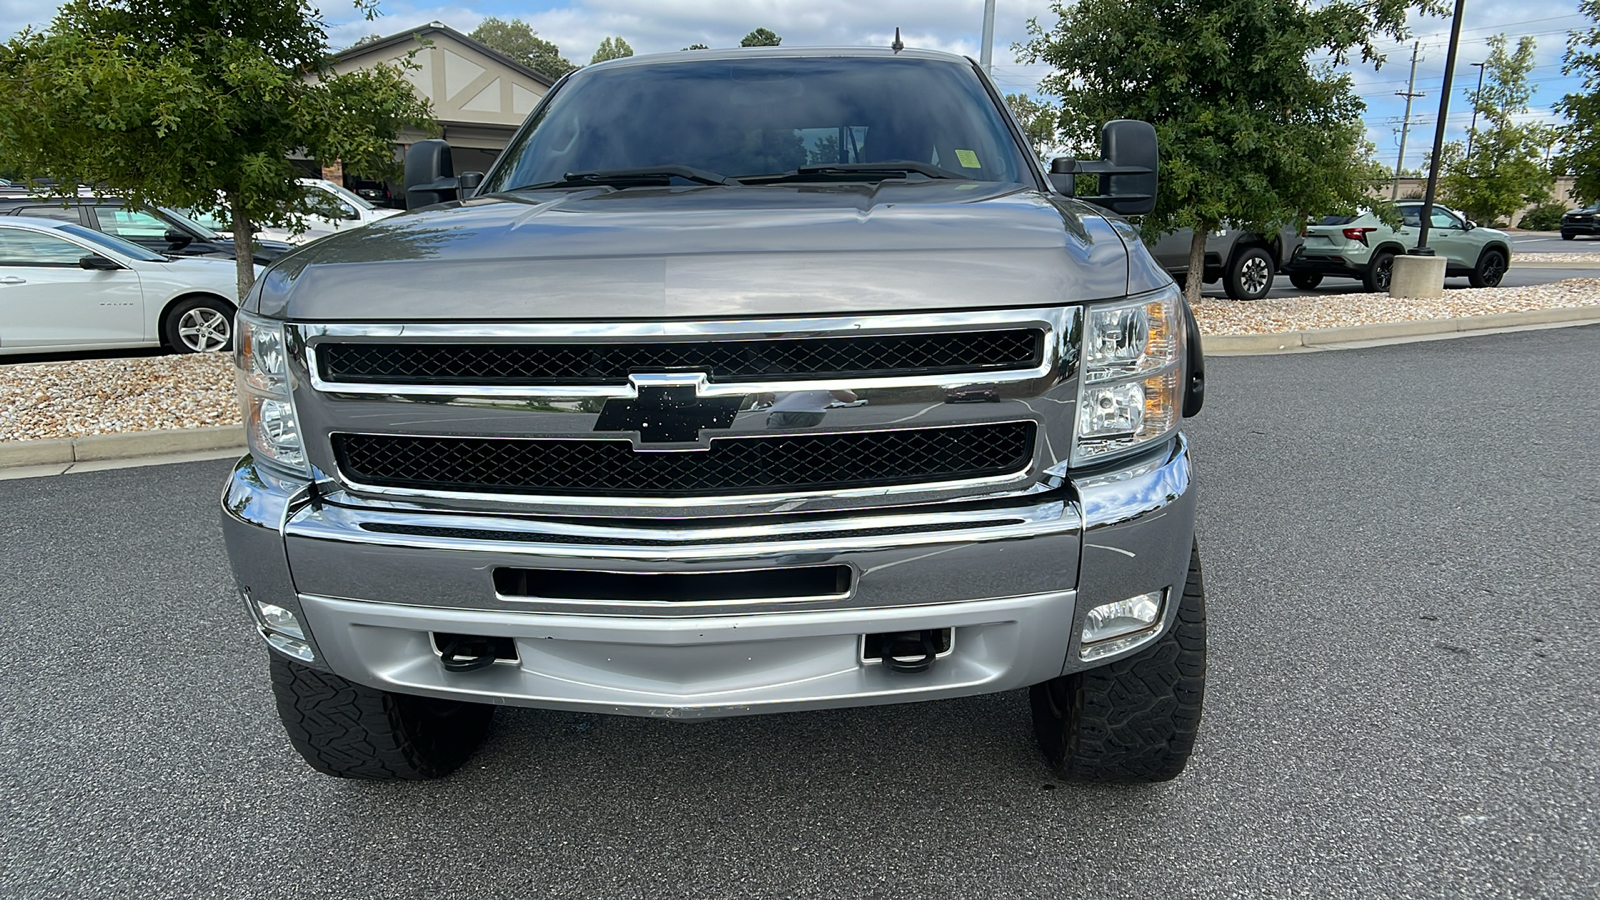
xmin=332 ymin=422 xmax=1035 ymax=497
xmin=293 ymin=307 xmax=1080 ymax=509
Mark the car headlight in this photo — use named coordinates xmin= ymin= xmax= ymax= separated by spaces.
xmin=235 ymin=312 xmax=309 ymax=476
xmin=1074 ymin=285 xmax=1185 ymax=464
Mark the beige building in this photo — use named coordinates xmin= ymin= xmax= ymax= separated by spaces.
xmin=316 ymin=23 xmax=556 ymax=203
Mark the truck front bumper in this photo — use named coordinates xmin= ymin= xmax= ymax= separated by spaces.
xmin=221 ymin=436 xmax=1197 ymax=718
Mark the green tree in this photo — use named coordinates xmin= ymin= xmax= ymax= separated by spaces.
xmin=469 ymin=16 xmax=577 ymax=80
xmin=683 ymin=43 xmax=711 ymax=51
xmin=1004 ymin=93 xmax=1060 ymax=159
xmin=0 ymin=0 xmax=434 ymax=298
xmin=1557 ymin=0 xmax=1600 ymax=203
xmin=1019 ymin=0 xmax=1423 ymax=304
xmin=1441 ymin=34 xmax=1553 ymax=223
xmin=591 ymin=36 xmax=634 ymax=64
xmin=740 ymin=28 xmax=783 ymax=47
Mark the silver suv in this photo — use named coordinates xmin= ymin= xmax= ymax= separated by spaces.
xmin=1286 ymin=201 xmax=1512 ymax=291
xmin=221 ymin=48 xmax=1208 ymax=783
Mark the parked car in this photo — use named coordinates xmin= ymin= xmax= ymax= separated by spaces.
xmin=0 ymin=188 xmax=292 ymax=264
xmin=1560 ymin=203 xmax=1600 ymax=240
xmin=178 ymin=178 xmax=402 ymax=245
xmin=0 ymin=216 xmax=246 ymax=354
xmin=222 ymin=47 xmax=1209 ymax=784
xmin=1146 ymin=225 xmax=1303 ymax=300
xmin=1286 ymin=200 xmax=1512 ymax=291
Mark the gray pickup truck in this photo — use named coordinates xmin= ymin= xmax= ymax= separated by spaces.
xmin=1146 ymin=225 xmax=1302 ymax=300
xmin=222 ymin=47 xmax=1208 ymax=784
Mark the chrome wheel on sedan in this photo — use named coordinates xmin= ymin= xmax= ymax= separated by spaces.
xmin=164 ymin=296 xmax=236 ymax=353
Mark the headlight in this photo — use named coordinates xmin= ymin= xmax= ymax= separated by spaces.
xmin=1074 ymin=286 xmax=1184 ymax=464
xmin=235 ymin=312 xmax=309 ymax=476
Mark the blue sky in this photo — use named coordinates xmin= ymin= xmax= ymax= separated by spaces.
xmin=3 ymin=0 xmax=1588 ymax=173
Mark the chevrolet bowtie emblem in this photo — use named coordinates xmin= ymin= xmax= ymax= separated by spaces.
xmin=593 ymin=375 xmax=740 ymax=445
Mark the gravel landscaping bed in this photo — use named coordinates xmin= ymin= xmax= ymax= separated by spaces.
xmin=2 ymin=278 xmax=1598 ymax=443
xmin=1193 ymin=277 xmax=1600 ymax=335
xmin=1510 ymin=251 xmax=1600 ymax=263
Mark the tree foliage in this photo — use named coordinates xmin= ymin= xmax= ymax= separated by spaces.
xmin=683 ymin=43 xmax=711 ymax=51
xmin=1557 ymin=0 xmax=1600 ymax=203
xmin=740 ymin=28 xmax=783 ymax=47
xmin=469 ymin=16 xmax=577 ymax=80
xmin=1441 ymin=34 xmax=1553 ymax=223
xmin=591 ymin=36 xmax=634 ymax=64
xmin=1019 ymin=0 xmax=1421 ymax=303
xmin=1004 ymin=93 xmax=1060 ymax=159
xmin=0 ymin=0 xmax=435 ymax=298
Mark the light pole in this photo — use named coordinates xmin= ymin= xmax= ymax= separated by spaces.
xmin=1465 ymin=61 xmax=1486 ymax=160
xmin=980 ymin=0 xmax=997 ymax=74
xmin=1415 ymin=0 xmax=1467 ymax=257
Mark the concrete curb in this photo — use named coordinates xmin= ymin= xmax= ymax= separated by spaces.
xmin=1206 ymin=305 xmax=1600 ymax=355
xmin=0 ymin=425 xmax=244 ymax=470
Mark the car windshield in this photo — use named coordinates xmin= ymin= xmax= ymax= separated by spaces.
xmin=175 ymin=207 xmax=230 ymax=232
xmin=160 ymin=207 xmax=223 ymax=240
xmin=482 ymin=55 xmax=1032 ymax=191
xmin=56 ymin=223 xmax=166 ymax=261
xmin=1315 ymin=214 xmax=1360 ymax=226
xmin=310 ymin=179 xmax=377 ymax=211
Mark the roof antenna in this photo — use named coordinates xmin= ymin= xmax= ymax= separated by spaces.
xmin=892 ymin=27 xmax=904 ymax=53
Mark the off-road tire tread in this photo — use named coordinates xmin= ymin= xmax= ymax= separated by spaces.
xmin=269 ymin=654 xmax=493 ymax=780
xmin=1031 ymin=541 xmax=1207 ymax=783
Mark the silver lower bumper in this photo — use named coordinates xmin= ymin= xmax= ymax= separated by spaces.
xmin=220 ymin=435 xmax=1196 ymax=718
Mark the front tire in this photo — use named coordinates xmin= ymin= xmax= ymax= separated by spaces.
xmin=1289 ymin=272 xmax=1323 ymax=290
xmin=269 ymin=654 xmax=494 ymax=780
xmin=1362 ymin=250 xmax=1395 ymax=293
xmin=1223 ymin=246 xmax=1275 ymax=300
xmin=1562 ymin=233 xmax=1575 ymax=241
xmin=1030 ymin=541 xmax=1207 ymax=783
xmin=1469 ymin=248 xmax=1508 ymax=287
xmin=162 ymin=296 xmax=235 ymax=353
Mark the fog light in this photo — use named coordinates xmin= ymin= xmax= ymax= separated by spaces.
xmin=254 ymin=600 xmax=305 ymax=640
xmin=264 ymin=631 xmax=315 ymax=663
xmin=1080 ymin=589 xmax=1164 ymax=660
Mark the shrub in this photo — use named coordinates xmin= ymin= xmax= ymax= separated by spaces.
xmin=1519 ymin=201 xmax=1569 ymax=231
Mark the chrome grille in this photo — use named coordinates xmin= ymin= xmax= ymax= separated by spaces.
xmin=332 ymin=422 xmax=1035 ymax=497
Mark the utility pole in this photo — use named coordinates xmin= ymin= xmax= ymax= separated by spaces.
xmin=1393 ymin=41 xmax=1424 ymax=199
xmin=1465 ymin=61 xmax=1486 ymax=159
xmin=980 ymin=0 xmax=997 ymax=74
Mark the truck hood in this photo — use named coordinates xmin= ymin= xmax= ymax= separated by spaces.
xmin=252 ymin=182 xmax=1134 ymax=320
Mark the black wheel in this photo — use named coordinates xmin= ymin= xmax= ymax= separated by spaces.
xmin=1030 ymin=541 xmax=1207 ymax=783
xmin=1469 ymin=248 xmax=1508 ymax=287
xmin=1362 ymin=250 xmax=1395 ymax=292
xmin=1223 ymin=246 xmax=1275 ymax=300
xmin=1289 ymin=272 xmax=1323 ymax=290
xmin=269 ymin=654 xmax=494 ymax=780
xmin=162 ymin=295 xmax=235 ymax=353
xmin=1562 ymin=233 xmax=1575 ymax=241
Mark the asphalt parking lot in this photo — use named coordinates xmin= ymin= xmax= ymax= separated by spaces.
xmin=1 ymin=326 xmax=1596 ymax=899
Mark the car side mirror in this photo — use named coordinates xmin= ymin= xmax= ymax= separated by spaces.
xmin=1464 ymin=220 xmax=1477 ymax=231
xmin=405 ymin=139 xmax=462 ymax=210
xmin=79 ymin=254 xmax=120 ymax=271
xmin=1047 ymin=120 xmax=1159 ymax=216
xmin=163 ymin=229 xmax=193 ymax=251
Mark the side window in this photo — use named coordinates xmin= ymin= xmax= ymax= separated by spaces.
xmin=1430 ymin=208 xmax=1463 ymax=230
xmin=0 ymin=227 xmax=92 ymax=267
xmin=1399 ymin=207 xmax=1423 ymax=228
xmin=17 ymin=205 xmax=83 ymax=224
xmin=92 ymin=206 xmax=171 ymax=240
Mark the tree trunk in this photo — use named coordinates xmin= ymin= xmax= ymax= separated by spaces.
xmin=1184 ymin=225 xmax=1207 ymax=306
xmin=227 ymin=190 xmax=256 ymax=301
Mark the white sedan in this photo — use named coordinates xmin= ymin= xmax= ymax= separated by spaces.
xmin=0 ymin=216 xmax=248 ymax=356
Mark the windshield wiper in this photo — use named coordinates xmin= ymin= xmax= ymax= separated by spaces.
xmin=514 ymin=166 xmax=732 ymax=190
xmin=738 ymin=161 xmax=963 ymax=185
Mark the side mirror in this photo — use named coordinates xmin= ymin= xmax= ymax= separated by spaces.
xmin=404 ymin=139 xmax=460 ymax=210
xmin=163 ymin=229 xmax=193 ymax=251
xmin=459 ymin=171 xmax=484 ymax=199
xmin=1464 ymin=220 xmax=1477 ymax=231
xmin=79 ymin=254 xmax=120 ymax=271
xmin=1047 ymin=120 xmax=1159 ymax=217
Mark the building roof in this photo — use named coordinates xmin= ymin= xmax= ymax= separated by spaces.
xmin=331 ymin=22 xmax=556 ymax=88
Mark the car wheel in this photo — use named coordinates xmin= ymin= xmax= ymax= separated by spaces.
xmin=1562 ymin=233 xmax=1575 ymax=241
xmin=162 ymin=296 xmax=235 ymax=353
xmin=1289 ymin=272 xmax=1323 ymax=290
xmin=1029 ymin=540 xmax=1207 ymax=783
xmin=1223 ymin=246 xmax=1275 ymax=301
xmin=1469 ymin=248 xmax=1508 ymax=288
xmin=269 ymin=653 xmax=495 ymax=779
xmin=1362 ymin=251 xmax=1395 ymax=293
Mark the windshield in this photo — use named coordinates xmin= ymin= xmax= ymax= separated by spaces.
xmin=482 ymin=56 xmax=1032 ymax=191
xmin=176 ymin=207 xmax=229 ymax=232
xmin=309 ymin=179 xmax=377 ymax=211
xmin=57 ymin=223 xmax=166 ymax=261
xmin=159 ymin=207 xmax=223 ymax=240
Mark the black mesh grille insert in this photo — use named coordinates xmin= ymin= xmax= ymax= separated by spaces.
xmin=318 ymin=330 xmax=1043 ymax=385
xmin=333 ymin=422 xmax=1035 ymax=497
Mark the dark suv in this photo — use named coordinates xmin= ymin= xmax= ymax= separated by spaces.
xmin=1561 ymin=203 xmax=1600 ymax=240
xmin=0 ymin=190 xmax=292 ymax=263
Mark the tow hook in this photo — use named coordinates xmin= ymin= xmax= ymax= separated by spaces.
xmin=881 ymin=631 xmax=941 ymax=674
